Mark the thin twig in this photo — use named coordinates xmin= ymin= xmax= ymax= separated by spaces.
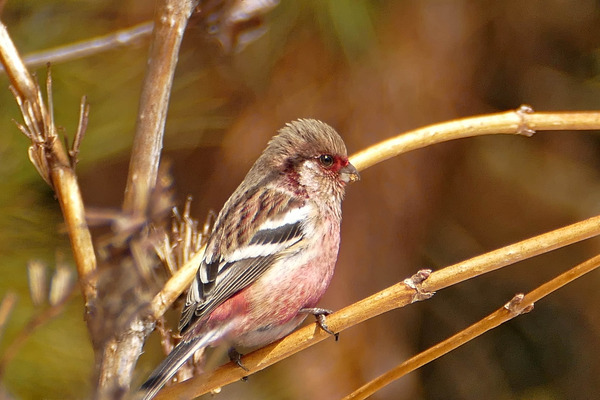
xmin=0 ymin=292 xmax=17 ymax=346
xmin=69 ymin=95 xmax=90 ymax=168
xmin=0 ymin=287 xmax=75 ymax=380
xmin=0 ymin=21 xmax=153 ymax=73
xmin=0 ymin=24 xmax=38 ymax=104
xmin=343 ymin=254 xmax=600 ymax=400
xmin=154 ymin=211 xmax=600 ymax=399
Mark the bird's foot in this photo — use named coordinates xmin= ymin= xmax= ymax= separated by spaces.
xmin=228 ymin=348 xmax=249 ymax=372
xmin=300 ymin=307 xmax=339 ymax=341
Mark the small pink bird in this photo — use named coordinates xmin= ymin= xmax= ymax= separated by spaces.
xmin=140 ymin=119 xmax=359 ymax=399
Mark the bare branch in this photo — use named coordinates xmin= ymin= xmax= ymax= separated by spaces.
xmin=0 ymin=24 xmax=39 ymax=104
xmin=0 ymin=21 xmax=153 ymax=73
xmin=95 ymin=2 xmax=197 ymax=396
xmin=350 ymin=107 xmax=600 ymax=172
xmin=122 ymin=0 xmax=197 ymax=214
xmin=343 ymin=254 xmax=600 ymax=400
xmin=422 ymin=215 xmax=600 ymax=293
xmin=0 ymin=22 xmax=97 ymax=310
xmin=150 ymin=248 xmax=205 ymax=320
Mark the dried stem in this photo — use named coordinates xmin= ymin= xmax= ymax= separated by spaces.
xmin=350 ymin=106 xmax=600 ymax=171
xmin=0 ymin=286 xmax=75 ymax=380
xmin=69 ymin=95 xmax=90 ymax=168
xmin=0 ymin=24 xmax=38 ymax=104
xmin=155 ymin=212 xmax=600 ymax=399
xmin=12 ymin=21 xmax=152 ymax=72
xmin=96 ymin=1 xmax=197 ymax=396
xmin=122 ymin=0 xmax=196 ymax=214
xmin=150 ymin=249 xmax=205 ymax=320
xmin=0 ymin=22 xmax=97 ymax=311
xmin=0 ymin=292 xmax=17 ymax=346
xmin=344 ymin=254 xmax=600 ymax=400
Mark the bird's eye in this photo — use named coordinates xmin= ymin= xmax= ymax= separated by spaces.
xmin=318 ymin=154 xmax=334 ymax=167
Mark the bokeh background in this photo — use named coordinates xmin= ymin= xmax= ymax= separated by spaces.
xmin=2 ymin=1 xmax=600 ymax=399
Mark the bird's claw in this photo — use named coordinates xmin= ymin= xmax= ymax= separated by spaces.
xmin=300 ymin=307 xmax=339 ymax=341
xmin=228 ymin=348 xmax=249 ymax=372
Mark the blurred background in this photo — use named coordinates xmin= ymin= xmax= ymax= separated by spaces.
xmin=2 ymin=1 xmax=600 ymax=399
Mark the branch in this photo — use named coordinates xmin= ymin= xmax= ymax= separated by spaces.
xmin=343 ymin=253 xmax=600 ymax=400
xmin=0 ymin=21 xmax=153 ymax=73
xmin=350 ymin=106 xmax=600 ymax=171
xmin=122 ymin=1 xmax=196 ymax=214
xmin=0 ymin=260 xmax=76 ymax=381
xmin=150 ymin=248 xmax=205 ymax=320
xmin=0 ymin=22 xmax=97 ymax=311
xmin=95 ymin=1 xmax=197 ymax=396
xmin=155 ymin=212 xmax=600 ymax=399
xmin=0 ymin=290 xmax=75 ymax=380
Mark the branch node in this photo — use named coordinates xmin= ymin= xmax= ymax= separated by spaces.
xmin=516 ymin=104 xmax=535 ymax=137
xmin=404 ymin=269 xmax=434 ymax=302
xmin=504 ymin=293 xmax=534 ymax=316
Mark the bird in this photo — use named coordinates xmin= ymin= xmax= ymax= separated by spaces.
xmin=139 ymin=119 xmax=359 ymax=399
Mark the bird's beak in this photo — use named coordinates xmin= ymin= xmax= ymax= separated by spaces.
xmin=340 ymin=162 xmax=360 ymax=184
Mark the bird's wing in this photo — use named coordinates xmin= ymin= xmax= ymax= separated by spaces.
xmin=139 ymin=326 xmax=224 ymax=400
xmin=179 ymin=190 xmax=309 ymax=333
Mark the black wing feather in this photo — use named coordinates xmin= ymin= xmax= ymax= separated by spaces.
xmin=179 ymin=218 xmax=305 ymax=333
xmin=249 ymin=221 xmax=303 ymax=246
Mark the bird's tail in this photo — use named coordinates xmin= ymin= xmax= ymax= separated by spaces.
xmin=138 ymin=328 xmax=221 ymax=400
